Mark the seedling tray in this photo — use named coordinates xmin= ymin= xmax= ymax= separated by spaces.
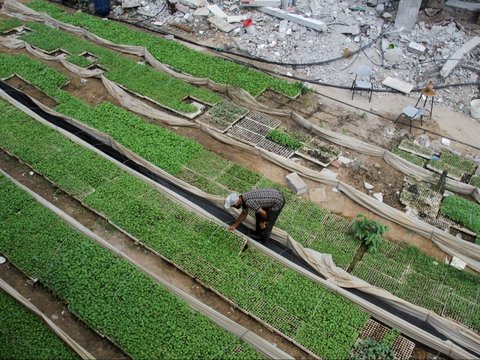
xmin=398 ymin=139 xmax=433 ymax=159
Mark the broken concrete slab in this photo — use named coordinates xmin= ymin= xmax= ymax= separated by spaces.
xmin=207 ymin=16 xmax=236 ymax=32
xmin=394 ymin=0 xmax=422 ymax=31
xmin=260 ymin=7 xmax=327 ymax=32
xmin=285 ymin=172 xmax=308 ymax=195
xmin=364 ymin=181 xmax=374 ymax=190
xmin=440 ymin=36 xmax=480 ymax=78
xmin=178 ymin=0 xmax=206 ymax=8
xmin=407 ymin=41 xmax=426 ymax=55
xmin=240 ymin=0 xmax=281 ymax=7
xmin=175 ymin=3 xmax=189 ymax=13
xmin=137 ymin=7 xmax=157 ymax=17
xmin=450 ymin=256 xmax=467 ymax=270
xmin=309 ymin=187 xmax=326 ymax=203
xmin=446 ymin=0 xmax=480 ymax=12
xmin=227 ymin=15 xmax=249 ymax=23
xmin=382 ymin=76 xmax=414 ymax=94
xmin=207 ymin=4 xmax=227 ymax=19
xmin=336 ymin=25 xmax=360 ymax=36
xmin=338 ymin=156 xmax=353 ymax=165
xmin=193 ymin=7 xmax=210 ymax=17
xmin=122 ymin=0 xmax=142 ymax=8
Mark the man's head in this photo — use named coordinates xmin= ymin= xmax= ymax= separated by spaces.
xmin=224 ymin=193 xmax=241 ymax=209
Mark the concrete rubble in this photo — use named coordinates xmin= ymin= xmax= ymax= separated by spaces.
xmin=109 ymin=0 xmax=480 ymax=115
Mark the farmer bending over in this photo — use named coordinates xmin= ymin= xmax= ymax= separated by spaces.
xmin=224 ymin=188 xmax=285 ymax=243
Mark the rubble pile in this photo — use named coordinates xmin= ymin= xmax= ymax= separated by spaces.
xmin=109 ymin=0 xmax=480 ymax=114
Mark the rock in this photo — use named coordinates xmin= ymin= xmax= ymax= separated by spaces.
xmin=367 ymin=0 xmax=378 ymax=6
xmin=372 ymin=192 xmax=383 ymax=202
xmin=0 ymin=256 xmax=6 ymax=264
xmin=285 ymin=172 xmax=308 ymax=195
xmin=112 ymin=5 xmax=124 ymax=16
xmin=441 ymin=138 xmax=451 ymax=146
xmin=375 ymin=4 xmax=384 ymax=12
xmin=330 ymin=160 xmax=341 ymax=168
xmin=29 ymin=171 xmax=34 ymax=176
xmin=193 ymin=7 xmax=210 ymax=17
xmin=164 ymin=34 xmax=175 ymax=40
xmin=174 ymin=3 xmax=189 ymax=13
xmin=279 ymin=19 xmax=288 ymax=33
xmin=384 ymin=48 xmax=402 ymax=64
xmin=382 ymin=11 xmax=392 ymax=19
xmin=179 ymin=0 xmax=206 ymax=8
xmin=137 ymin=7 xmax=157 ymax=17
xmin=338 ymin=156 xmax=353 ymax=165
xmin=364 ymin=181 xmax=374 ymax=190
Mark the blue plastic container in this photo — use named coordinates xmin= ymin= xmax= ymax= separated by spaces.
xmin=94 ymin=0 xmax=110 ymax=17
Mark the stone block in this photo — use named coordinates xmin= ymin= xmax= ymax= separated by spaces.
xmin=407 ymin=41 xmax=426 ymax=55
xmin=207 ymin=4 xmax=227 ymax=18
xmin=227 ymin=15 xmax=248 ymax=23
xmin=208 ymin=16 xmax=236 ymax=32
xmin=285 ymin=172 xmax=308 ymax=195
xmin=240 ymin=0 xmax=281 ymax=7
xmin=260 ymin=7 xmax=326 ymax=32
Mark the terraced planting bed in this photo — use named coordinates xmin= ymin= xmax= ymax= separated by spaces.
xmin=0 ymin=97 xmax=372 ymax=359
xmin=0 ymin=174 xmax=261 ymax=359
xmin=2 ymin=49 xmax=478 ymax=337
xmin=19 ymin=0 xmax=302 ymax=98
xmin=0 ymin=289 xmax=77 ymax=359
xmin=1 ymin=20 xmax=220 ymax=114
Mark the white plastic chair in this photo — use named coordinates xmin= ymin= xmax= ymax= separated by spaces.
xmin=351 ymin=66 xmax=373 ymax=102
xmin=394 ymin=106 xmax=426 ymax=133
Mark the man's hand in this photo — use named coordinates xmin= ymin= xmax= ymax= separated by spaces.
xmin=259 ymin=221 xmax=268 ymax=230
xmin=228 ymin=224 xmax=238 ymax=231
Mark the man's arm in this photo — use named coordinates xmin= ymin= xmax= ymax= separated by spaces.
xmin=228 ymin=208 xmax=248 ymax=231
xmin=257 ymin=208 xmax=268 ymax=229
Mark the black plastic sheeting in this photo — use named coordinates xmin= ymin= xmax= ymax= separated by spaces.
xmin=1 ymin=80 xmax=477 ymax=358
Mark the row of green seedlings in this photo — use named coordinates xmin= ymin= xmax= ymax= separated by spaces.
xmin=0 ymin=20 xmax=219 ymax=113
xmin=2 ymin=51 xmax=477 ymax=334
xmin=352 ymin=240 xmax=480 ymax=332
xmin=0 ymin=289 xmax=77 ymax=360
xmin=440 ymin=195 xmax=480 ymax=237
xmin=22 ymin=0 xmax=303 ymax=98
xmin=395 ymin=139 xmax=478 ymax=182
xmin=0 ymin=175 xmax=260 ymax=359
xmin=0 ymin=51 xmax=362 ymax=269
xmin=0 ymin=98 xmax=370 ymax=359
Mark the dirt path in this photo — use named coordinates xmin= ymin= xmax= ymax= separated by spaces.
xmin=0 ymin=150 xmax=312 ymax=360
xmin=0 ymin=262 xmax=127 ymax=359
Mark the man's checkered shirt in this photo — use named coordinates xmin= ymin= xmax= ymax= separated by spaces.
xmin=242 ymin=189 xmax=284 ymax=212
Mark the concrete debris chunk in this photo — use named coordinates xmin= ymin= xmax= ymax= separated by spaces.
xmin=382 ymin=76 xmax=414 ymax=94
xmin=137 ymin=7 xmax=156 ymax=17
xmin=208 ymin=16 xmax=236 ymax=32
xmin=336 ymin=25 xmax=360 ymax=35
xmin=178 ymin=0 xmax=206 ymax=8
xmin=407 ymin=41 xmax=426 ymax=55
xmin=364 ymin=181 xmax=374 ymax=190
xmin=240 ymin=0 xmax=281 ymax=7
xmin=260 ymin=7 xmax=327 ymax=32
xmin=122 ymin=0 xmax=142 ymax=9
xmin=193 ymin=7 xmax=210 ymax=17
xmin=372 ymin=192 xmax=383 ymax=202
xmin=175 ymin=3 xmax=189 ymax=13
xmin=227 ymin=15 xmax=249 ymax=23
xmin=375 ymin=4 xmax=384 ymax=12
xmin=207 ymin=4 xmax=227 ymax=19
xmin=440 ymin=36 xmax=480 ymax=78
xmin=319 ymin=168 xmax=338 ymax=179
xmin=338 ymin=156 xmax=353 ymax=165
xmin=285 ymin=172 xmax=308 ymax=195
xmin=394 ymin=0 xmax=422 ymax=31
xmin=450 ymin=256 xmax=467 ymax=270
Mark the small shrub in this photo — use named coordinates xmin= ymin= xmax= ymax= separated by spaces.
xmin=352 ymin=214 xmax=388 ymax=253
xmin=349 ymin=338 xmax=395 ymax=360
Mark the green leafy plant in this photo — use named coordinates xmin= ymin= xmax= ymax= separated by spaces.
xmin=440 ymin=195 xmax=480 ymax=234
xmin=392 ymin=147 xmax=425 ymax=167
xmin=352 ymin=214 xmax=388 ymax=253
xmin=349 ymin=338 xmax=395 ymax=360
xmin=381 ymin=328 xmax=400 ymax=348
xmin=266 ymin=128 xmax=302 ymax=150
